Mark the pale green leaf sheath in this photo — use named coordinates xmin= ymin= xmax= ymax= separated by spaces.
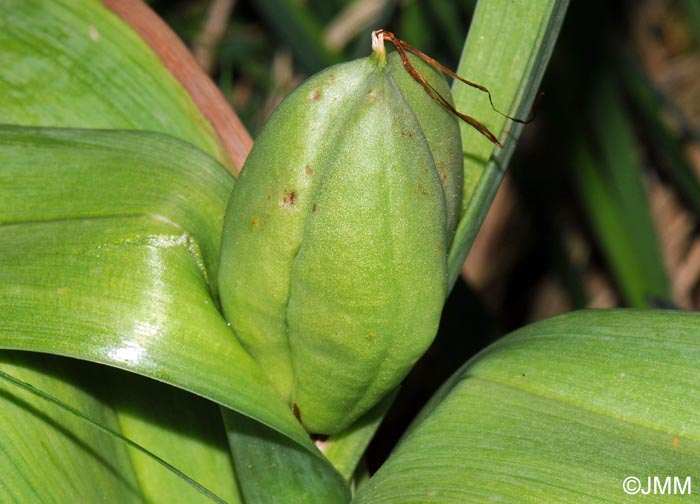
xmin=219 ymin=46 xmax=458 ymax=435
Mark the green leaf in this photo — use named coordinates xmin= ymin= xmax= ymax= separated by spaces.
xmin=0 ymin=353 xmax=143 ymax=503
xmin=685 ymin=0 xmax=700 ymax=46
xmin=223 ymin=410 xmax=350 ymax=503
xmin=102 ymin=370 xmax=243 ymax=503
xmin=0 ymin=126 xmax=230 ymax=291
xmin=0 ymin=354 xmax=241 ymax=503
xmin=571 ymin=77 xmax=669 ymax=307
xmin=0 ymin=0 xmax=230 ymax=167
xmin=0 ymin=125 xmax=314 ymax=457
xmin=620 ymin=54 xmax=700 ymax=215
xmin=354 ymin=309 xmax=700 ymax=502
xmin=447 ymin=0 xmax=570 ymax=288
xmin=220 ymin=379 xmax=393 ymax=502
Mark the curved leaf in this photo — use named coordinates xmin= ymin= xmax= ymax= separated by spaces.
xmin=354 ymin=309 xmax=700 ymax=502
xmin=0 ymin=353 xmax=242 ymax=503
xmin=0 ymin=0 xmax=230 ymax=167
xmin=0 ymin=126 xmax=229 ymax=289
xmin=0 ymin=1 xmax=349 ymax=499
xmin=102 ymin=369 xmax=243 ymax=503
xmin=0 ymin=353 xmax=143 ymax=503
xmin=223 ymin=410 xmax=350 ymax=504
xmin=0 ymin=125 xmax=317 ymax=457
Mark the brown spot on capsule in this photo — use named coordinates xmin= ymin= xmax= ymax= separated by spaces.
xmin=309 ymin=90 xmax=321 ymax=100
xmin=673 ymin=436 xmax=681 ymax=447
xmin=305 ymin=164 xmax=313 ymax=176
xmin=312 ymin=203 xmax=317 ymax=213
xmin=281 ymin=190 xmax=297 ymax=207
xmin=367 ymin=333 xmax=375 ymax=341
xmin=292 ymin=403 xmax=302 ymax=423
xmin=251 ymin=218 xmax=259 ymax=228
xmin=418 ymin=184 xmax=429 ymax=195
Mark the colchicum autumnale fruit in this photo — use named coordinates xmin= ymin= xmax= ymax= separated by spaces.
xmin=219 ymin=32 xmax=463 ymax=434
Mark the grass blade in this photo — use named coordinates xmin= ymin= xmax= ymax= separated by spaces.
xmin=572 ymin=77 xmax=670 ymax=307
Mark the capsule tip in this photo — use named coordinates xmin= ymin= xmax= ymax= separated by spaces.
xmin=371 ymin=30 xmax=386 ymax=67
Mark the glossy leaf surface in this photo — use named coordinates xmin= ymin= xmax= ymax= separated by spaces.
xmin=0 ymin=125 xmax=315 ymax=454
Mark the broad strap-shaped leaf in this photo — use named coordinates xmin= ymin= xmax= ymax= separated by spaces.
xmin=100 ymin=367 xmax=244 ymax=503
xmin=0 ymin=125 xmax=318 ymax=458
xmin=0 ymin=126 xmax=229 ymax=290
xmin=0 ymin=353 xmax=144 ymax=503
xmin=354 ymin=309 xmax=700 ymax=502
xmin=221 ymin=389 xmax=396 ymax=504
xmin=447 ymin=0 xmax=570 ymax=288
xmin=0 ymin=0 xmax=231 ymax=168
xmin=0 ymin=1 xmax=349 ymax=500
xmin=0 ymin=352 xmax=242 ymax=503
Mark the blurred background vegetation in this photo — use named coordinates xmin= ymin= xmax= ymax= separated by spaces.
xmin=150 ymin=0 xmax=699 ymax=471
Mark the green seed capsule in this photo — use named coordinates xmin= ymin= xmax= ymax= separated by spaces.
xmin=384 ymin=53 xmax=463 ymax=242
xmin=219 ymin=38 xmax=462 ymax=434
